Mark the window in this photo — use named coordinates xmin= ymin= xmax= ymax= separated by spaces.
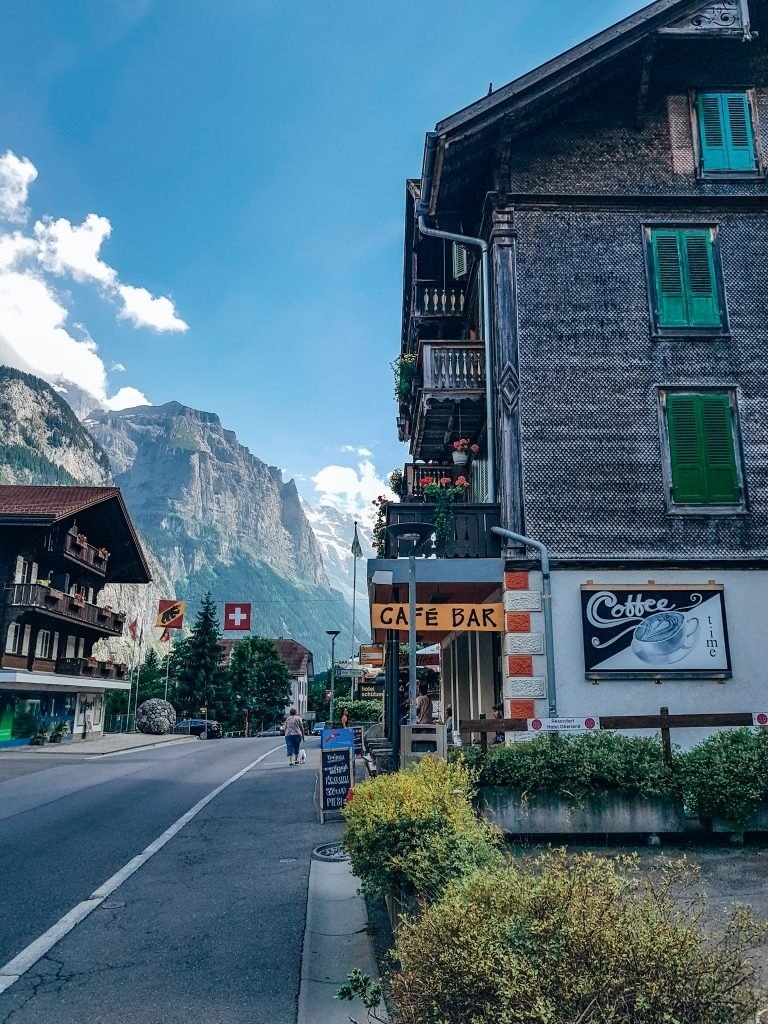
xmin=663 ymin=391 xmax=742 ymax=506
xmin=696 ymin=92 xmax=758 ymax=173
xmin=647 ymin=227 xmax=723 ymax=331
xmin=35 ymin=630 xmax=52 ymax=660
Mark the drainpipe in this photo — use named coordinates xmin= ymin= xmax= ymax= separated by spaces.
xmin=417 ymin=132 xmax=496 ymax=503
xmin=491 ymin=526 xmax=557 ymax=717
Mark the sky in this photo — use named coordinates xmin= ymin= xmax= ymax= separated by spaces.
xmin=0 ymin=0 xmax=640 ymax=521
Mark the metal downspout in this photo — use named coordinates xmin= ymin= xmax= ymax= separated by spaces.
xmin=491 ymin=526 xmax=557 ymax=716
xmin=417 ymin=133 xmax=496 ymax=502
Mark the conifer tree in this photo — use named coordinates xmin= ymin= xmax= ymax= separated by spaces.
xmin=176 ymin=593 xmax=234 ymax=725
xmin=136 ymin=648 xmax=167 ymax=705
xmin=229 ymin=636 xmax=292 ymax=733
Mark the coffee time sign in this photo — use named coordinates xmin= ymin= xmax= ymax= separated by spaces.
xmin=580 ymin=584 xmax=731 ymax=675
xmin=372 ymin=603 xmax=503 ymax=632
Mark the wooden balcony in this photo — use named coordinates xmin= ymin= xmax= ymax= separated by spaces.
xmin=413 ymin=280 xmax=467 ymax=319
xmin=60 ymin=531 xmax=110 ymax=576
xmin=57 ymin=657 xmax=127 ymax=680
xmin=384 ymin=502 xmax=501 ymax=558
xmin=8 ymin=584 xmax=126 ymax=636
xmin=399 ymin=463 xmax=467 ymax=501
xmin=411 ymin=342 xmax=486 ymax=461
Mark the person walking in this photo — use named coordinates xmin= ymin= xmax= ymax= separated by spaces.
xmin=284 ymin=708 xmax=304 ymax=765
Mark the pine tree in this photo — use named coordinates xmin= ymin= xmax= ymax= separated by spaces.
xmin=229 ymin=636 xmax=292 ymax=733
xmin=176 ymin=593 xmax=234 ymax=725
xmin=136 ymin=648 xmax=167 ymax=705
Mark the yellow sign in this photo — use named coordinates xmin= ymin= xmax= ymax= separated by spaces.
xmin=372 ymin=603 xmax=503 ymax=632
xmin=359 ymin=644 xmax=384 ymax=666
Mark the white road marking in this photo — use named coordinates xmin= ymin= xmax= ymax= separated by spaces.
xmin=0 ymin=745 xmax=282 ymax=995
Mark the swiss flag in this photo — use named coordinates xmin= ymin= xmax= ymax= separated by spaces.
xmin=224 ymin=602 xmax=252 ymax=631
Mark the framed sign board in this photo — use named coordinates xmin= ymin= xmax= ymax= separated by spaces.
xmin=581 ymin=583 xmax=731 ymax=677
xmin=320 ymin=747 xmax=353 ymax=823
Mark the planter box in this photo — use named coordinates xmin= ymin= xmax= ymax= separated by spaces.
xmin=480 ymin=787 xmax=685 ymax=835
xmin=710 ymin=801 xmax=768 ymax=833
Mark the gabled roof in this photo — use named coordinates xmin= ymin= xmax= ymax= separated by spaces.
xmin=271 ymin=639 xmax=314 ymax=677
xmin=0 ymin=485 xmax=151 ymax=583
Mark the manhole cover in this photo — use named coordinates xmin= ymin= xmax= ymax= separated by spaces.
xmin=101 ymin=900 xmax=125 ymax=910
xmin=312 ymin=843 xmax=350 ymax=862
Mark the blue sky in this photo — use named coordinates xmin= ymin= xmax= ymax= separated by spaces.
xmin=0 ymin=0 xmax=640 ymax=517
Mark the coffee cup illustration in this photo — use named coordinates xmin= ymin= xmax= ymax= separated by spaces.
xmin=631 ymin=611 xmax=699 ymax=665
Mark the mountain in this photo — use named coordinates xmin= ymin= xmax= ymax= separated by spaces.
xmin=85 ymin=402 xmax=357 ymax=659
xmin=0 ymin=366 xmax=111 ymax=486
xmin=302 ymin=502 xmax=372 ymax=640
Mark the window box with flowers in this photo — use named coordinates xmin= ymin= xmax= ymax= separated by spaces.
xmin=451 ymin=438 xmax=480 ymax=466
xmin=422 ymin=477 xmax=470 ymax=555
xmin=85 ymin=657 xmax=97 ymax=674
xmin=75 ymin=533 xmax=87 ymax=547
xmin=70 ymin=592 xmax=86 ymax=608
xmin=97 ymin=547 xmax=110 ymax=561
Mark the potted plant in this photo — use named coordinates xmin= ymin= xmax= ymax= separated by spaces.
xmin=75 ymin=533 xmax=87 ymax=547
xmin=451 ymin=438 xmax=480 ymax=466
xmin=30 ymin=724 xmax=49 ymax=746
xmin=48 ymin=721 xmax=68 ymax=744
xmin=70 ymin=591 xmax=85 ymax=607
xmin=391 ymin=354 xmax=417 ymax=402
xmin=97 ymin=546 xmax=109 ymax=560
xmin=388 ymin=468 xmax=404 ymax=496
xmin=422 ymin=478 xmax=469 ymax=554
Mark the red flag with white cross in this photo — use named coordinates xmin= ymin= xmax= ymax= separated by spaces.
xmin=224 ymin=603 xmax=251 ymax=631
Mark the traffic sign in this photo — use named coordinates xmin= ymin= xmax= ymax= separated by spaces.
xmin=334 ymin=666 xmax=365 ymax=677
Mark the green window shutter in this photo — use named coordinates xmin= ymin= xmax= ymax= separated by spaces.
xmin=652 ymin=232 xmax=687 ymax=327
xmin=681 ymin=231 xmax=721 ymax=326
xmin=667 ymin=393 xmax=740 ymax=504
xmin=724 ymin=93 xmax=757 ymax=171
xmin=699 ymin=393 xmax=740 ymax=503
xmin=667 ymin=394 xmax=708 ymax=502
xmin=698 ymin=92 xmax=757 ymax=171
xmin=698 ymin=94 xmax=729 ymax=170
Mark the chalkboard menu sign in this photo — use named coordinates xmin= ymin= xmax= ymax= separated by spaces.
xmin=321 ymin=748 xmax=352 ymax=814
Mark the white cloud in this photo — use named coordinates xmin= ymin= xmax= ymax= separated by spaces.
xmin=0 ymin=151 xmax=37 ymax=223
xmin=341 ymin=445 xmax=374 ymax=457
xmin=111 ymin=362 xmax=126 ymax=372
xmin=36 ymin=214 xmax=116 ymax=285
xmin=0 ymin=232 xmax=36 ymax=271
xmin=312 ymin=458 xmax=394 ymax=523
xmin=117 ymin=283 xmax=188 ymax=332
xmin=106 ymin=386 xmax=150 ymax=410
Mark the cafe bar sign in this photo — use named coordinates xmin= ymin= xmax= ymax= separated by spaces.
xmin=372 ymin=603 xmax=503 ymax=632
xmin=580 ymin=583 xmax=731 ymax=675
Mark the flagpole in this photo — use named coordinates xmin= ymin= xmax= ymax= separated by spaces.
xmin=351 ymin=521 xmax=358 ymax=663
xmin=164 ymin=631 xmax=172 ymax=701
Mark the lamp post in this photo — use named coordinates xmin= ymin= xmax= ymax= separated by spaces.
xmin=326 ymin=629 xmax=341 ymax=724
xmin=386 ymin=523 xmax=433 ymax=726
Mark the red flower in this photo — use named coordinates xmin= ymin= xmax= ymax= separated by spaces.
xmin=454 ymin=476 xmax=469 ymax=487
xmin=439 ymin=476 xmax=452 ymax=486
xmin=470 ymin=444 xmax=480 ymax=454
xmin=420 ymin=476 xmax=435 ymax=486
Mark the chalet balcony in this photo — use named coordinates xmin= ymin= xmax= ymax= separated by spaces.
xmin=384 ymin=502 xmax=501 ymax=559
xmin=56 ymin=657 xmax=127 ymax=681
xmin=413 ymin=280 xmax=467 ymax=319
xmin=398 ymin=463 xmax=468 ymax=501
xmin=410 ymin=341 xmax=486 ymax=461
xmin=7 ymin=583 xmax=126 ymax=636
xmin=59 ymin=531 xmax=110 ymax=576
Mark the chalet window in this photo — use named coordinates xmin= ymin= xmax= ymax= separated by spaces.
xmin=663 ymin=391 xmax=742 ymax=507
xmin=5 ymin=623 xmax=30 ymax=656
xmin=36 ymin=630 xmax=52 ymax=660
xmin=646 ymin=227 xmax=723 ymax=331
xmin=696 ymin=92 xmax=758 ymax=173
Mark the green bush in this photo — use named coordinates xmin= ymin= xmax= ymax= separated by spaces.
xmin=675 ymin=727 xmax=768 ymax=831
xmin=391 ymin=851 xmax=768 ymax=1024
xmin=454 ymin=731 xmax=674 ymax=804
xmin=342 ymin=757 xmax=503 ymax=902
xmin=338 ymin=699 xmax=382 ymax=723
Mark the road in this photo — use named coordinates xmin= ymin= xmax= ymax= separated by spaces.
xmin=0 ymin=737 xmax=338 ymax=1024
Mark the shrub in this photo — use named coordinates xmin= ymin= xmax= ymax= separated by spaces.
xmin=340 ymin=699 xmax=382 ymax=723
xmin=675 ymin=727 xmax=768 ymax=831
xmin=454 ymin=731 xmax=674 ymax=804
xmin=342 ymin=757 xmax=503 ymax=902
xmin=391 ymin=851 xmax=768 ymax=1024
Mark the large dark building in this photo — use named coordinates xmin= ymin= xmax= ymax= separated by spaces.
xmin=370 ymin=0 xmax=768 ymax=745
xmin=0 ymin=486 xmax=151 ymax=745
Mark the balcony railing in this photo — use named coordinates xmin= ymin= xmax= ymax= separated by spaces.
xmin=60 ymin=532 xmax=110 ymax=576
xmin=57 ymin=657 xmax=127 ymax=681
xmin=399 ymin=463 xmax=465 ymax=501
xmin=421 ymin=342 xmax=485 ymax=391
xmin=384 ymin=502 xmax=501 ymax=558
xmin=414 ymin=280 xmax=467 ymax=318
xmin=8 ymin=584 xmax=125 ymax=636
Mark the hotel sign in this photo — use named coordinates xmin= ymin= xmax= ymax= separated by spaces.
xmin=580 ymin=584 xmax=731 ymax=674
xmin=372 ymin=603 xmax=503 ymax=632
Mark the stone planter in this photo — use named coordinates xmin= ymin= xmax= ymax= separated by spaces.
xmin=709 ymin=801 xmax=768 ymax=833
xmin=480 ymin=787 xmax=686 ymax=835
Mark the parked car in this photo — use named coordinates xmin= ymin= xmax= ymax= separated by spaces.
xmin=312 ymin=721 xmax=326 ymax=735
xmin=258 ymin=725 xmax=282 ymax=737
xmin=175 ymin=718 xmax=222 ymax=739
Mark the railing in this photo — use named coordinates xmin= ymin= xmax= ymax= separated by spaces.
xmin=384 ymin=502 xmax=501 ymax=558
xmin=56 ymin=657 xmax=127 ymax=680
xmin=60 ymin=532 xmax=110 ymax=575
xmin=400 ymin=463 xmax=464 ymax=500
xmin=421 ymin=342 xmax=485 ymax=391
xmin=414 ymin=280 xmax=466 ymax=317
xmin=8 ymin=583 xmax=125 ymax=635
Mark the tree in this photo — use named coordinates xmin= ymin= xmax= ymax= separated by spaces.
xmin=176 ymin=593 xmax=234 ymax=725
xmin=308 ymin=669 xmax=351 ymax=719
xmin=136 ymin=648 xmax=167 ymax=705
xmin=228 ymin=636 xmax=292 ymax=733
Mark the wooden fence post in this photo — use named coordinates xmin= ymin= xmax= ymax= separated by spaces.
xmin=480 ymin=713 xmax=487 ymax=753
xmin=659 ymin=706 xmax=673 ymax=769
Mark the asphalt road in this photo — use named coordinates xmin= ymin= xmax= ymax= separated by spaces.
xmin=0 ymin=737 xmax=339 ymax=1023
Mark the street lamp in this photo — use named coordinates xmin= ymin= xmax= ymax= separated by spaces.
xmin=386 ymin=522 xmax=433 ymax=725
xmin=326 ymin=629 xmax=341 ymax=724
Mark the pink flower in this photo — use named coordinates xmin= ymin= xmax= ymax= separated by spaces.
xmin=470 ymin=444 xmax=480 ymax=454
xmin=439 ymin=476 xmax=452 ymax=486
xmin=454 ymin=476 xmax=469 ymax=487
xmin=452 ymin=437 xmax=471 ymax=452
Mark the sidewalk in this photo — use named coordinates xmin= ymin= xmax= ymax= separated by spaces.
xmin=0 ymin=732 xmax=197 ymax=757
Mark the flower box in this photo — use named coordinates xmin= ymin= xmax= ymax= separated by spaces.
xmin=46 ymin=588 xmax=63 ymax=601
xmin=479 ymin=787 xmax=686 ymax=835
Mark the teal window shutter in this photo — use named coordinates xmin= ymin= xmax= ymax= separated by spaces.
xmin=650 ymin=228 xmax=721 ymax=329
xmin=697 ymin=92 xmax=757 ymax=172
xmin=667 ymin=393 xmax=740 ymax=504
